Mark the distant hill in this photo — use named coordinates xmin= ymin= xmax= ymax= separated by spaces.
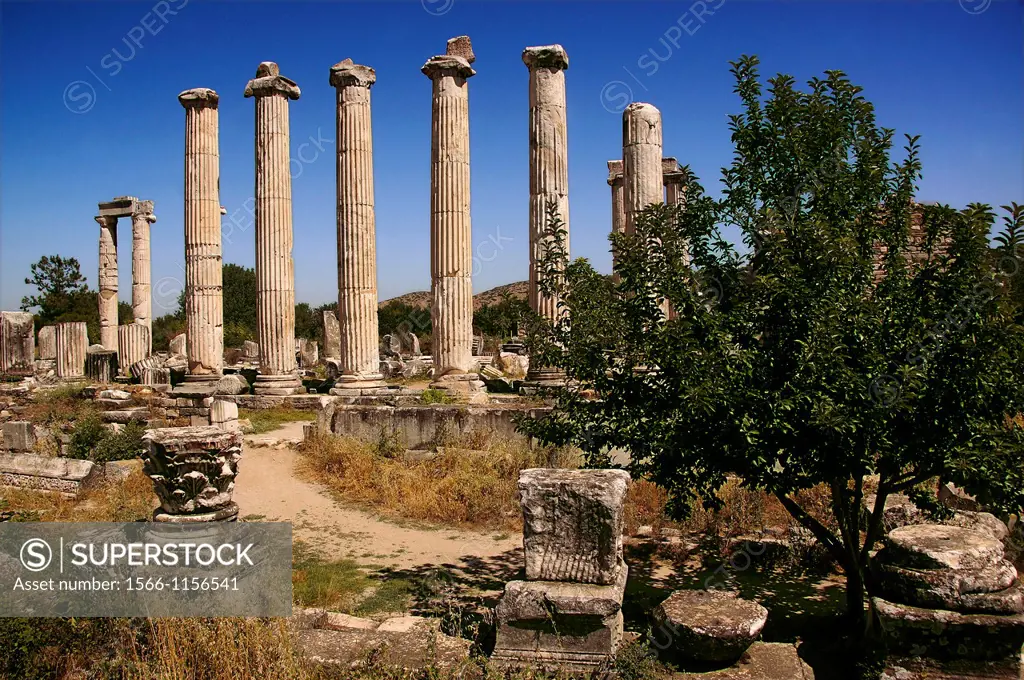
xmin=380 ymin=280 xmax=528 ymax=311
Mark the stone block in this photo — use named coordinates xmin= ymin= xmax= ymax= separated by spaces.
xmin=141 ymin=426 xmax=242 ymax=515
xmin=519 ymin=468 xmax=630 ymax=585
xmin=492 ymin=566 xmax=627 ymax=671
xmin=886 ymin=524 xmax=1005 ymax=573
xmin=214 ymin=373 xmax=250 ymax=395
xmin=0 ymin=452 xmax=98 ymax=496
xmin=0 ymin=312 xmax=34 ymax=374
xmin=86 ymin=350 xmax=118 ymax=383
xmin=169 ymin=333 xmax=186 ymax=356
xmin=37 ymin=326 xmax=56 ymax=360
xmin=873 ymin=596 xmax=1024 ymax=664
xmin=2 ymin=421 xmax=36 ymax=452
xmin=322 ymin=311 xmax=340 ymax=359
xmin=98 ymin=389 xmax=131 ymax=401
xmin=210 ymin=400 xmax=238 ymax=424
xmin=650 ymin=589 xmax=768 ymax=663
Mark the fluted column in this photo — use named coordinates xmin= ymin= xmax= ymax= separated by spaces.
xmin=329 ymin=58 xmax=384 ymax=392
xmin=623 ymin=102 xmax=663 ymax=235
xmin=118 ymin=323 xmax=150 ymax=374
xmin=523 ymin=45 xmax=569 ymax=387
xmin=245 ymin=62 xmax=303 ymax=395
xmin=96 ymin=215 xmax=118 ymax=351
xmin=131 ymin=200 xmax=156 ymax=347
xmin=662 ymin=158 xmax=689 ymax=268
xmin=422 ymin=37 xmax=483 ymax=394
xmin=607 ymin=160 xmax=625 ymax=279
xmin=178 ymin=88 xmax=223 ymax=379
xmin=55 ymin=321 xmax=88 ymax=379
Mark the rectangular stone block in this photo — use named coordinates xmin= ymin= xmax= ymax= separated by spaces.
xmin=322 ymin=311 xmax=340 ymax=359
xmin=0 ymin=452 xmax=98 ymax=497
xmin=2 ymin=421 xmax=36 ymax=452
xmin=492 ymin=566 xmax=627 ymax=672
xmin=210 ymin=400 xmax=238 ymax=424
xmin=38 ymin=325 xmax=57 ymax=360
xmin=519 ymin=468 xmax=630 ymax=585
xmin=1 ymin=312 xmax=35 ymax=374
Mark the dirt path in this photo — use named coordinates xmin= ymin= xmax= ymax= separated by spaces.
xmin=233 ymin=427 xmax=522 ymax=571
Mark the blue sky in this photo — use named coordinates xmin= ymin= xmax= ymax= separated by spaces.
xmin=1 ymin=0 xmax=1021 ymax=313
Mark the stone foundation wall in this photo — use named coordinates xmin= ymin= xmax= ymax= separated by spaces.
xmin=321 ymin=402 xmax=551 ymax=449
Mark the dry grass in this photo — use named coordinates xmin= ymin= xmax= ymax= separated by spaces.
xmin=298 ymin=432 xmax=579 ymax=531
xmin=240 ymin=407 xmax=317 ymax=434
xmin=0 ymin=466 xmax=155 ymax=522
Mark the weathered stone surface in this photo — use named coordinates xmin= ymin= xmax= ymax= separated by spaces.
xmin=95 ymin=214 xmax=119 ymax=351
xmin=493 ymin=567 xmax=627 ymax=671
xmin=37 ymin=325 xmax=57 ymax=360
xmin=98 ymin=389 xmax=131 ymax=401
xmin=117 ymin=323 xmax=150 ymax=374
xmin=873 ymin=596 xmax=1024 ymax=662
xmin=2 ymin=421 xmax=36 ymax=452
xmin=623 ymin=103 xmax=663 ymax=235
xmin=85 ymin=350 xmax=118 ymax=383
xmin=141 ymin=426 xmax=242 ymax=515
xmin=423 ymin=39 xmax=479 ymax=392
xmin=875 ymin=561 xmax=1023 ymax=614
xmin=0 ymin=452 xmax=97 ymax=496
xmin=672 ymin=642 xmax=814 ymax=680
xmin=321 ymin=311 xmax=340 ymax=360
xmin=214 ymin=373 xmax=250 ymax=395
xmin=141 ymin=367 xmax=172 ymax=388
xmin=242 ymin=340 xmax=259 ymax=359
xmin=179 ymin=89 xmax=224 ymax=377
xmin=131 ymin=201 xmax=157 ymax=339
xmin=651 ymin=590 xmax=768 ymax=663
xmin=298 ymin=339 xmax=318 ymax=367
xmin=210 ymin=399 xmax=238 ymax=424
xmin=169 ymin=333 xmax=187 ymax=356
xmin=55 ymin=322 xmax=88 ymax=378
xmin=247 ymin=64 xmax=302 ymax=396
xmin=0 ymin=312 xmax=34 ymax=374
xmin=881 ymin=655 xmax=1020 ymax=680
xmin=886 ymin=524 xmax=1005 ymax=573
xmin=519 ymin=468 xmax=630 ymax=585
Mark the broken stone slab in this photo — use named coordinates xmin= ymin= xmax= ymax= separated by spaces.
xmin=672 ymin=642 xmax=814 ymax=680
xmin=882 ymin=655 xmax=1021 ymax=680
xmin=100 ymin=408 xmax=150 ymax=424
xmin=2 ymin=421 xmax=36 ymax=452
xmin=322 ymin=311 xmax=340 ymax=360
xmin=210 ymin=399 xmax=238 ymax=424
xmin=0 ymin=452 xmax=98 ymax=497
xmin=98 ymin=389 xmax=131 ymax=401
xmin=1 ymin=311 xmax=35 ymax=375
xmin=863 ymin=494 xmax=1009 ymax=540
xmin=492 ymin=565 xmax=628 ymax=672
xmin=885 ymin=524 xmax=1006 ymax=573
xmin=37 ymin=325 xmax=57 ymax=360
xmin=650 ymin=590 xmax=768 ymax=664
xmin=519 ymin=468 xmax=630 ymax=585
xmin=169 ymin=334 xmax=186 ymax=355
xmin=85 ymin=350 xmax=118 ymax=383
xmin=873 ymin=596 xmax=1024 ymax=664
xmin=214 ymin=373 xmax=250 ymax=395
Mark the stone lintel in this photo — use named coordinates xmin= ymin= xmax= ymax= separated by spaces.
xmin=661 ymin=157 xmax=681 ymax=173
xmin=522 ymin=44 xmax=568 ymax=71
xmin=97 ymin=196 xmax=137 ymax=218
xmin=607 ymin=159 xmax=623 ymax=185
xmin=178 ymin=88 xmax=219 ymax=107
xmin=329 ymin=58 xmax=376 ymax=89
xmin=421 ymin=55 xmax=475 ymax=80
xmin=244 ymin=63 xmax=301 ymax=99
xmin=446 ymin=35 xmax=475 ymax=64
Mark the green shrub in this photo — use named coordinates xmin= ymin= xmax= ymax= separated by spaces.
xmin=420 ymin=389 xmax=455 ymax=405
xmin=66 ymin=415 xmax=145 ymax=463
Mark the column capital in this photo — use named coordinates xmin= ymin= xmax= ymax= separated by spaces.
xmin=607 ymin=160 xmax=623 ymax=186
xmin=522 ymin=44 xmax=569 ymax=71
xmin=421 ymin=54 xmax=475 ymax=80
xmin=330 ymin=58 xmax=376 ymax=89
xmin=95 ymin=214 xmax=117 ymax=228
xmin=178 ymin=88 xmax=219 ymax=108
xmin=132 ymin=200 xmax=157 ymax=223
xmin=244 ymin=62 xmax=300 ymax=100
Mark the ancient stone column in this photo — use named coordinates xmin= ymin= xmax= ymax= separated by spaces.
xmin=38 ymin=325 xmax=56 ymax=360
xmin=329 ymin=59 xmax=384 ymax=392
xmin=96 ymin=215 xmax=119 ymax=351
xmin=131 ymin=200 xmax=156 ymax=344
xmin=607 ymin=160 xmax=626 ymax=278
xmin=522 ymin=45 xmax=569 ymax=387
xmin=178 ymin=88 xmax=224 ymax=380
xmin=662 ymin=157 xmax=689 ymax=268
xmin=244 ymin=63 xmax=303 ymax=395
xmin=118 ymin=323 xmax=150 ymax=375
xmin=622 ymin=102 xmax=663 ymax=235
xmin=0 ymin=312 xmax=34 ymax=374
xmin=422 ymin=38 xmax=483 ymax=393
xmin=55 ymin=321 xmax=88 ymax=378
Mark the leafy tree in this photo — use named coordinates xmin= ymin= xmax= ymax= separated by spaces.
xmin=378 ymin=300 xmax=432 ymax=340
xmin=992 ymin=203 xmax=1024 ymax=311
xmin=474 ymin=294 xmax=530 ymax=340
xmin=21 ymin=255 xmax=88 ymax=318
xmin=222 ymin=263 xmax=257 ymax=335
xmin=520 ymin=56 xmax=1024 ymax=634
xmin=294 ymin=302 xmax=318 ymax=341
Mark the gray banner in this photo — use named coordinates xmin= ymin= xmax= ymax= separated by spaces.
xmin=0 ymin=522 xmax=292 ymax=617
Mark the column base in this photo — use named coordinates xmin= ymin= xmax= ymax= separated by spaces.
xmin=153 ymin=502 xmax=239 ymax=523
xmin=254 ymin=374 xmax=305 ymax=396
xmin=329 ymin=373 xmax=387 ymax=396
xmin=523 ymin=366 xmax=566 ymax=386
xmin=430 ymin=372 xmax=486 ymax=394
